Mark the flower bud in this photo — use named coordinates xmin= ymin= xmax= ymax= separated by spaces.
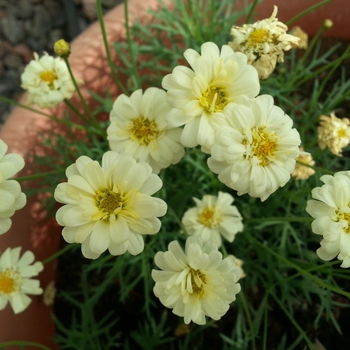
xmin=54 ymin=39 xmax=71 ymax=58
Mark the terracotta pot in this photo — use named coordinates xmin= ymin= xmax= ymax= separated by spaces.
xmin=0 ymin=0 xmax=170 ymax=348
xmin=0 ymin=0 xmax=347 ymax=348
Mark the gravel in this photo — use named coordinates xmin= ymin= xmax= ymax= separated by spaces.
xmin=0 ymin=0 xmax=123 ymax=124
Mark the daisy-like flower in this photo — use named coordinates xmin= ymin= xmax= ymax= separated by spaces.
xmin=291 ymin=147 xmax=315 ymax=180
xmin=54 ymin=151 xmax=167 ymax=259
xmin=0 ymin=247 xmax=43 ymax=314
xmin=21 ymin=52 xmax=76 ymax=108
xmin=107 ymin=88 xmax=185 ymax=174
xmin=318 ymin=112 xmax=350 ymax=157
xmin=0 ymin=139 xmax=27 ymax=235
xmin=162 ymin=41 xmax=259 ymax=151
xmin=229 ymin=6 xmax=300 ymax=79
xmin=207 ymin=95 xmax=301 ymax=201
xmin=182 ymin=192 xmax=243 ymax=247
xmin=152 ymin=236 xmax=242 ymax=325
xmin=306 ymin=171 xmax=350 ymax=268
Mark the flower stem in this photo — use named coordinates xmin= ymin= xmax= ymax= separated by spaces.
xmin=42 ymin=244 xmax=75 ymax=265
xmin=246 ymin=216 xmax=313 ymax=224
xmin=245 ymin=0 xmax=259 ymax=24
xmin=15 ymin=170 xmax=64 ymax=183
xmin=96 ymin=0 xmax=128 ymax=95
xmin=0 ymin=342 xmax=50 ymax=350
xmin=296 ymin=160 xmax=335 ymax=175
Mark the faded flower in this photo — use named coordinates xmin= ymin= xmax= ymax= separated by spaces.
xmin=292 ymin=147 xmax=315 ymax=180
xmin=318 ymin=112 xmax=350 ymax=157
xmin=229 ymin=6 xmax=300 ymax=79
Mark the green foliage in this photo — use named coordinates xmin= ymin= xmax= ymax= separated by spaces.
xmin=4 ymin=0 xmax=350 ymax=349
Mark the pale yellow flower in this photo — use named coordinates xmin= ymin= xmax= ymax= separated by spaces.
xmin=229 ymin=6 xmax=300 ymax=79
xmin=54 ymin=151 xmax=167 ymax=259
xmin=152 ymin=237 xmax=242 ymax=325
xmin=318 ymin=112 xmax=350 ymax=157
xmin=0 ymin=247 xmax=43 ymax=313
xmin=21 ymin=52 xmax=76 ymax=108
xmin=182 ymin=192 xmax=243 ymax=247
xmin=292 ymin=147 xmax=315 ymax=180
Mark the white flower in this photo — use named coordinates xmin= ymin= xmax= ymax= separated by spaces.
xmin=54 ymin=151 xmax=167 ymax=259
xmin=0 ymin=247 xmax=43 ymax=314
xmin=207 ymin=95 xmax=301 ymax=201
xmin=0 ymin=139 xmax=27 ymax=235
xmin=182 ymin=192 xmax=243 ymax=247
xmin=229 ymin=6 xmax=300 ymax=79
xmin=21 ymin=52 xmax=76 ymax=108
xmin=291 ymin=147 xmax=315 ymax=180
xmin=306 ymin=171 xmax=350 ymax=268
xmin=162 ymin=41 xmax=259 ymax=150
xmin=152 ymin=237 xmax=241 ymax=325
xmin=107 ymin=88 xmax=185 ymax=174
xmin=318 ymin=112 xmax=350 ymax=157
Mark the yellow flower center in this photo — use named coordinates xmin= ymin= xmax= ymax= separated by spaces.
xmin=199 ymin=86 xmax=227 ymax=113
xmin=338 ymin=129 xmax=346 ymax=138
xmin=39 ymin=70 xmax=58 ymax=88
xmin=187 ymin=268 xmax=206 ymax=297
xmin=247 ymin=127 xmax=277 ymax=166
xmin=336 ymin=210 xmax=350 ymax=234
xmin=198 ymin=207 xmax=222 ymax=228
xmin=0 ymin=269 xmax=19 ymax=295
xmin=247 ymin=29 xmax=270 ymax=46
xmin=129 ymin=117 xmax=160 ymax=146
xmin=95 ymin=189 xmax=124 ymax=221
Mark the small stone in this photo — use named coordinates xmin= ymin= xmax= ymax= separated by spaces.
xmin=3 ymin=53 xmax=23 ymax=69
xmin=31 ymin=4 xmax=51 ymax=38
xmin=17 ymin=0 xmax=34 ymax=19
xmin=0 ymin=16 xmax=25 ymax=44
xmin=81 ymin=0 xmax=97 ymax=21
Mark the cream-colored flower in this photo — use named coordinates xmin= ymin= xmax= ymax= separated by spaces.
xmin=54 ymin=151 xmax=167 ymax=259
xmin=306 ymin=171 xmax=350 ymax=268
xmin=318 ymin=112 xmax=350 ymax=157
xmin=290 ymin=26 xmax=308 ymax=49
xmin=162 ymin=41 xmax=259 ymax=151
xmin=229 ymin=6 xmax=300 ymax=79
xmin=207 ymin=95 xmax=301 ymax=201
xmin=0 ymin=247 xmax=43 ymax=314
xmin=21 ymin=52 xmax=76 ymax=108
xmin=182 ymin=192 xmax=243 ymax=247
xmin=152 ymin=236 xmax=242 ymax=325
xmin=292 ymin=147 xmax=315 ymax=180
xmin=107 ymin=88 xmax=185 ymax=174
xmin=0 ymin=139 xmax=27 ymax=235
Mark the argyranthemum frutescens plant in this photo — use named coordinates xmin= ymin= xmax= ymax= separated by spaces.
xmin=1 ymin=0 xmax=350 ymax=348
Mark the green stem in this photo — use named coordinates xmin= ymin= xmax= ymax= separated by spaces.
xmin=246 ymin=217 xmax=313 ymax=224
xmin=42 ymin=244 xmax=74 ymax=265
xmin=15 ymin=170 xmax=64 ymax=183
xmin=96 ymin=0 xmax=128 ymax=95
xmin=0 ymin=341 xmax=50 ymax=350
xmin=245 ymin=0 xmax=259 ymax=24
xmin=251 ymin=237 xmax=350 ymax=299
xmin=296 ymin=160 xmax=335 ymax=175
xmin=64 ymin=98 xmax=90 ymax=125
xmin=0 ymin=95 xmax=84 ymax=130
xmin=286 ymin=0 xmax=334 ymax=26
xmin=124 ymin=0 xmax=141 ymax=89
xmin=63 ymin=57 xmax=97 ymax=125
xmin=238 ymin=291 xmax=257 ymax=350
xmin=269 ymin=290 xmax=316 ymax=349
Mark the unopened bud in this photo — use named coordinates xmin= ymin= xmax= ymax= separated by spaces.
xmin=323 ymin=19 xmax=333 ymax=29
xmin=54 ymin=39 xmax=71 ymax=58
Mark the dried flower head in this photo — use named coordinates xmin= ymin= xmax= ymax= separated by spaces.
xmin=228 ymin=6 xmax=300 ymax=79
xmin=292 ymin=147 xmax=315 ymax=180
xmin=318 ymin=112 xmax=350 ymax=157
xmin=290 ymin=26 xmax=308 ymax=49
